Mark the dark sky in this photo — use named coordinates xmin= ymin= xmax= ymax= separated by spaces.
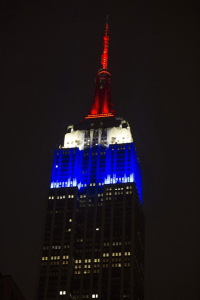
xmin=1 ymin=0 xmax=199 ymax=299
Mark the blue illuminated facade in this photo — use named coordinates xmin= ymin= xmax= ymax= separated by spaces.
xmin=50 ymin=141 xmax=142 ymax=202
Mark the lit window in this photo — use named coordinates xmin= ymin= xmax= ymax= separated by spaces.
xmin=69 ymin=219 xmax=72 ymax=222
xmin=56 ymin=165 xmax=58 ymax=168
xmin=96 ymin=228 xmax=99 ymax=231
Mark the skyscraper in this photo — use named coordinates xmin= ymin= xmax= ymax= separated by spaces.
xmin=37 ymin=17 xmax=144 ymax=300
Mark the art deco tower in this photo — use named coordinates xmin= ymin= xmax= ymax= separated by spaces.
xmin=37 ymin=17 xmax=144 ymax=300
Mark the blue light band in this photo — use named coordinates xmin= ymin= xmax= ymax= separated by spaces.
xmin=50 ymin=143 xmax=142 ymax=203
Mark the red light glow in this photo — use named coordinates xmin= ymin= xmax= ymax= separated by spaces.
xmin=98 ymin=70 xmax=110 ymax=76
xmin=86 ymin=16 xmax=115 ymax=119
xmin=85 ymin=113 xmax=115 ymax=119
xmin=101 ymin=15 xmax=109 ymax=70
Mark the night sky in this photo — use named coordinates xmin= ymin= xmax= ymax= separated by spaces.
xmin=1 ymin=0 xmax=199 ymax=299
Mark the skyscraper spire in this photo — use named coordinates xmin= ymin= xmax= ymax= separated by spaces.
xmin=85 ymin=16 xmax=114 ymax=119
xmin=101 ymin=15 xmax=109 ymax=69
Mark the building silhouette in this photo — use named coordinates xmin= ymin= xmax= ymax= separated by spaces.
xmin=37 ymin=17 xmax=144 ymax=300
xmin=0 ymin=274 xmax=25 ymax=300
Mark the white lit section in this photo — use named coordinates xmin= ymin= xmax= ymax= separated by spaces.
xmin=107 ymin=126 xmax=133 ymax=145
xmin=64 ymin=130 xmax=85 ymax=150
xmin=63 ymin=118 xmax=133 ymax=149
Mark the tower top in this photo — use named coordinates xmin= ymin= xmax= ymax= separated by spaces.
xmin=85 ymin=16 xmax=114 ymax=119
xmin=101 ymin=15 xmax=109 ymax=70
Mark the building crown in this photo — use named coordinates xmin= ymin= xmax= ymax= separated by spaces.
xmin=86 ymin=16 xmax=115 ymax=119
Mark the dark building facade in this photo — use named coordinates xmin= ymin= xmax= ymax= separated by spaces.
xmin=0 ymin=274 xmax=25 ymax=300
xmin=37 ymin=19 xmax=144 ymax=300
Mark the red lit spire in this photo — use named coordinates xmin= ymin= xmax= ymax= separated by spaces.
xmin=101 ymin=15 xmax=109 ymax=69
xmin=85 ymin=16 xmax=115 ymax=119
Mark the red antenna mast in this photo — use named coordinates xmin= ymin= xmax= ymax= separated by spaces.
xmin=101 ymin=15 xmax=109 ymax=69
xmin=85 ymin=15 xmax=115 ymax=119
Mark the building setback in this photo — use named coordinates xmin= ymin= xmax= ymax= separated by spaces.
xmin=37 ymin=17 xmax=145 ymax=300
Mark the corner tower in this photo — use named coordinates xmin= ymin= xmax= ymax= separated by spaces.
xmin=37 ymin=17 xmax=144 ymax=300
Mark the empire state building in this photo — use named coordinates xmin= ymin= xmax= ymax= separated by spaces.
xmin=37 ymin=17 xmax=145 ymax=300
